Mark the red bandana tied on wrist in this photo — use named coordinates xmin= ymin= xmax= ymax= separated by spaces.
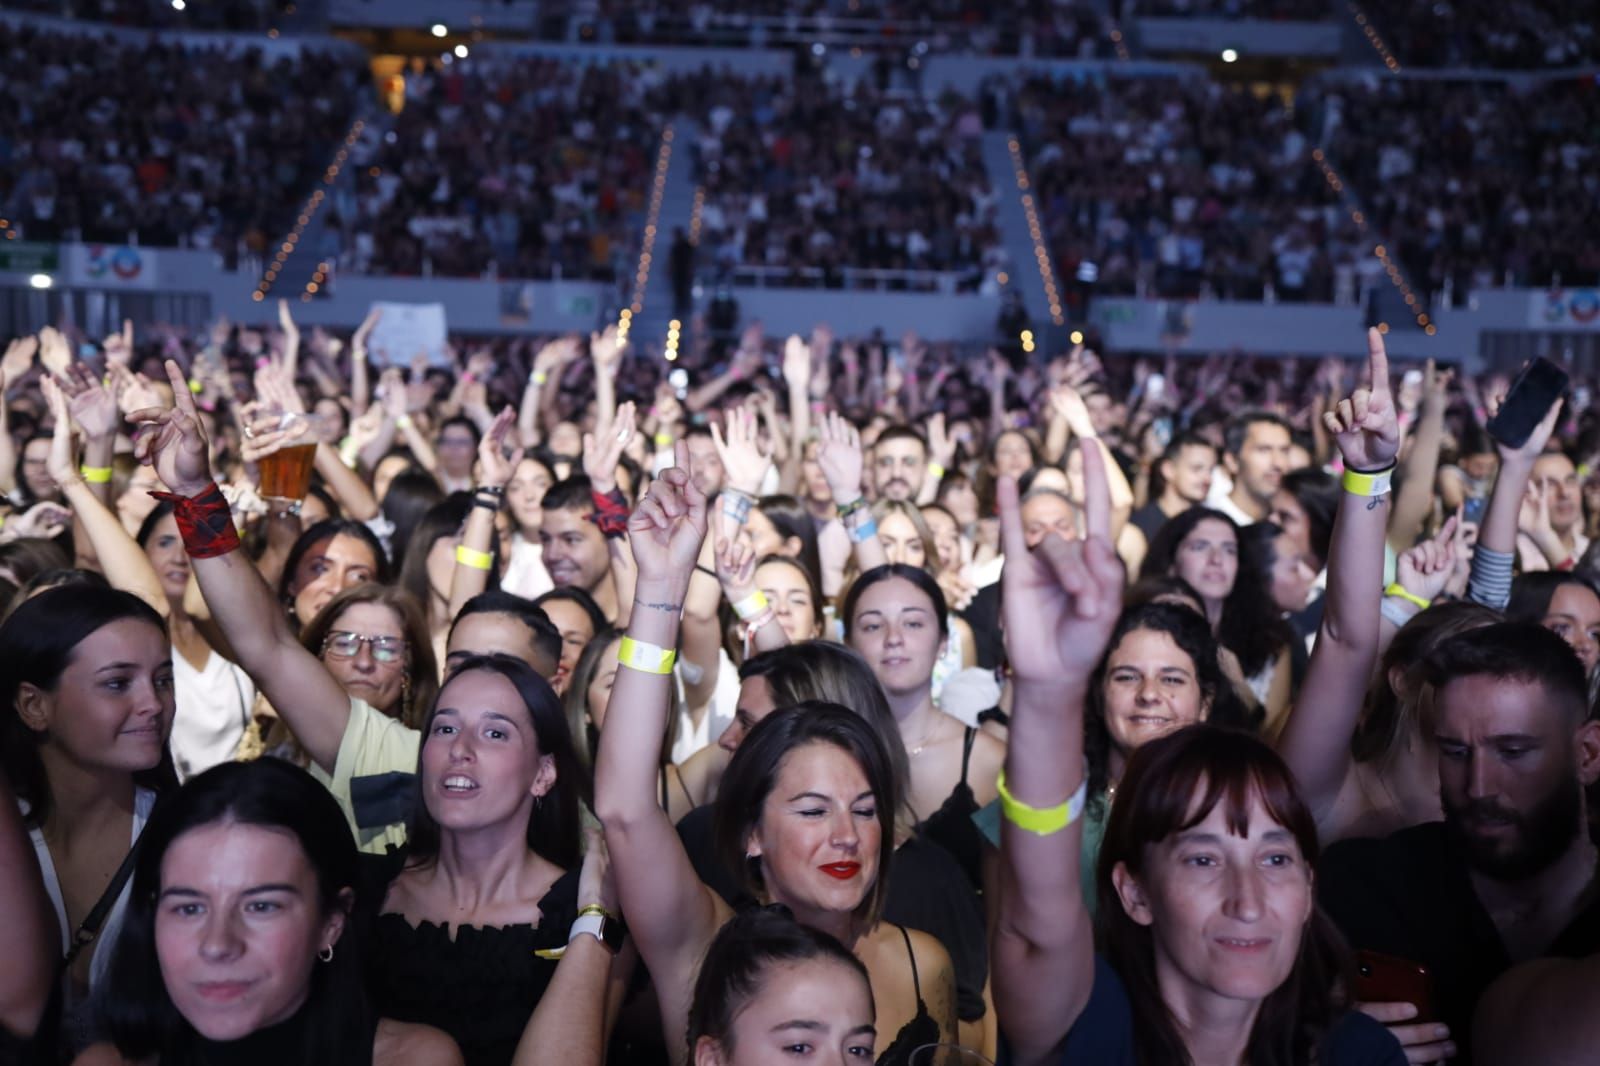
xmin=590 ymin=487 xmax=630 ymax=538
xmin=149 ymin=483 xmax=240 ymax=558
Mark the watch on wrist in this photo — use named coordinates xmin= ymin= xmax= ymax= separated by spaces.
xmin=571 ymin=904 xmax=626 ymax=954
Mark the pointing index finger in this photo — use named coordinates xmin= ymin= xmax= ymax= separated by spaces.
xmin=1366 ymin=327 xmax=1391 ymax=395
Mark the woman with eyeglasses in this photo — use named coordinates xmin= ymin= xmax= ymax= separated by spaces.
xmin=132 ymin=361 xmax=440 ymax=853
xmin=299 ymin=585 xmax=438 ymax=733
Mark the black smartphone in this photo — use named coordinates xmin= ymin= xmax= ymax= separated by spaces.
xmin=1487 ymin=358 xmax=1568 ymax=449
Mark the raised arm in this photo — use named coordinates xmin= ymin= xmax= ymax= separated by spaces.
xmin=918 ymin=413 xmax=956 ymax=506
xmin=590 ymin=326 xmax=624 ymax=432
xmin=277 ymin=299 xmax=301 ymax=379
xmin=448 ymin=408 xmax=523 ymax=620
xmin=1468 ymin=395 xmax=1562 ymax=609
xmin=43 ymin=376 xmax=169 ymax=616
xmin=131 ymin=360 xmax=352 ymax=774
xmin=349 ymin=307 xmax=379 ymax=413
xmin=714 ymin=518 xmax=788 ymax=655
xmin=815 ymin=412 xmax=887 ymax=571
xmin=1275 ymin=328 xmax=1400 ymax=826
xmin=779 ymin=333 xmax=814 ymax=495
xmin=593 ymin=445 xmax=727 ymax=1032
xmin=1388 ymin=360 xmax=1451 ymax=552
xmin=992 ymin=442 xmax=1123 ymax=1064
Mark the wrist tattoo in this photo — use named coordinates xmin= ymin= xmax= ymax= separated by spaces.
xmin=634 ymin=598 xmax=683 ymax=613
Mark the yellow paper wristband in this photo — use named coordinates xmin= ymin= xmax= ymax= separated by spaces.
xmin=454 ymin=545 xmax=493 ymax=571
xmin=395 ymin=414 xmax=413 ymax=430
xmin=653 ymin=432 xmax=673 ymax=448
xmin=80 ymin=466 xmax=113 ymax=484
xmin=732 ymin=590 xmax=770 ymax=621
xmin=928 ymin=462 xmax=946 ymax=480
xmin=618 ymin=636 xmax=676 ymax=675
xmin=1384 ymin=583 xmax=1431 ymax=611
xmin=1341 ymin=464 xmax=1395 ymax=497
xmin=996 ymin=768 xmax=1089 ymax=836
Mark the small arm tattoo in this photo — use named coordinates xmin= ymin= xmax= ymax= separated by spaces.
xmin=634 ymin=598 xmax=683 ymax=613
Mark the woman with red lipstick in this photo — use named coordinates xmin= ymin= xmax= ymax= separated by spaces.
xmin=595 ymin=445 xmax=956 ymax=1066
xmin=0 ymin=585 xmax=178 ymax=1054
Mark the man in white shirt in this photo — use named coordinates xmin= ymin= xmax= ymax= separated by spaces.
xmin=1207 ymin=410 xmax=1292 ymax=526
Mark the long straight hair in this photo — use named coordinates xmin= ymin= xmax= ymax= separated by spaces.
xmin=96 ymin=760 xmax=374 ymax=1064
xmin=1097 ymin=724 xmax=1351 ymax=1066
xmin=406 ymin=654 xmax=589 ymax=871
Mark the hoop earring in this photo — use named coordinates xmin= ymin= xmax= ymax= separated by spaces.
xmin=317 ymin=944 xmax=334 ymax=963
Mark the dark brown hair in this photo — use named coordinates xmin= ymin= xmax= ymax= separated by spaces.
xmin=714 ymin=703 xmax=897 ymax=926
xmin=1098 ymin=724 xmax=1352 ymax=1066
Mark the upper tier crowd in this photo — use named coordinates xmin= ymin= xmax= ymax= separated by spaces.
xmin=1 ymin=302 xmax=1600 ymax=1066
xmin=5 ymin=21 xmax=1597 ymax=297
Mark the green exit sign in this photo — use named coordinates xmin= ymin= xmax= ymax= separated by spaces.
xmin=0 ymin=242 xmax=59 ymax=273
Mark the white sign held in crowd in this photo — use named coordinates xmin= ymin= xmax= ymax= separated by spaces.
xmin=365 ymin=301 xmax=451 ymax=366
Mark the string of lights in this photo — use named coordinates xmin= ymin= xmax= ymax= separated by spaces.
xmin=1006 ymin=137 xmax=1065 ymax=328
xmin=1311 ymin=147 xmax=1434 ymax=336
xmin=620 ymin=124 xmax=676 ymax=348
xmin=1347 ymin=2 xmax=1402 ymax=72
xmin=254 ymin=118 xmax=365 ymax=303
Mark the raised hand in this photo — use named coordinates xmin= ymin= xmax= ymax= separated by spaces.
xmin=782 ymin=334 xmax=811 ymax=391
xmin=927 ymin=412 xmax=957 ymax=469
xmin=999 ymin=439 xmax=1125 ymax=684
xmin=5 ymin=500 xmax=71 ymax=541
xmin=348 ymin=404 xmax=385 ymax=453
xmin=1519 ymin=478 xmax=1567 ymax=566
xmin=590 ymin=324 xmax=626 ymax=378
xmin=56 ymin=362 xmax=119 ymax=439
xmin=627 ymin=440 xmax=709 ymax=586
xmin=352 ymin=306 xmax=381 ymax=358
xmin=710 ymin=404 xmax=771 ymax=496
xmin=1394 ymin=513 xmax=1461 ymax=605
xmin=108 ymin=362 xmax=163 ymax=418
xmin=1050 ymin=385 xmax=1096 ymax=439
xmin=101 ymin=319 xmax=134 ymax=367
xmin=815 ymin=411 xmax=865 ymax=504
xmin=38 ymin=326 xmax=71 ymax=377
xmin=477 ymin=407 xmax=524 ymax=490
xmin=1323 ymin=327 xmax=1401 ymax=472
xmin=1489 ymin=374 xmax=1563 ymax=466
xmin=40 ymin=375 xmax=80 ymax=488
xmin=713 ymin=513 xmax=759 ymax=600
xmin=128 ymin=360 xmax=213 ymax=497
xmin=583 ymin=400 xmax=637 ymax=496
xmin=239 ymin=408 xmax=311 ymax=466
xmin=253 ymin=358 xmax=305 ymax=415
xmin=2 ymin=335 xmax=38 ymax=381
xmin=533 ymin=336 xmax=580 ymax=379
xmin=1421 ymin=357 xmax=1454 ymax=417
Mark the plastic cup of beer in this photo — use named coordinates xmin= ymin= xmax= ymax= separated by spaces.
xmin=257 ymin=429 xmax=318 ymax=505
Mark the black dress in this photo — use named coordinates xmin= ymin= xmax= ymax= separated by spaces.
xmin=361 ymin=850 xmax=579 ymax=1066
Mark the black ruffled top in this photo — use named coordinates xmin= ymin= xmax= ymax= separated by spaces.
xmin=361 ymin=850 xmax=579 ymax=1066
